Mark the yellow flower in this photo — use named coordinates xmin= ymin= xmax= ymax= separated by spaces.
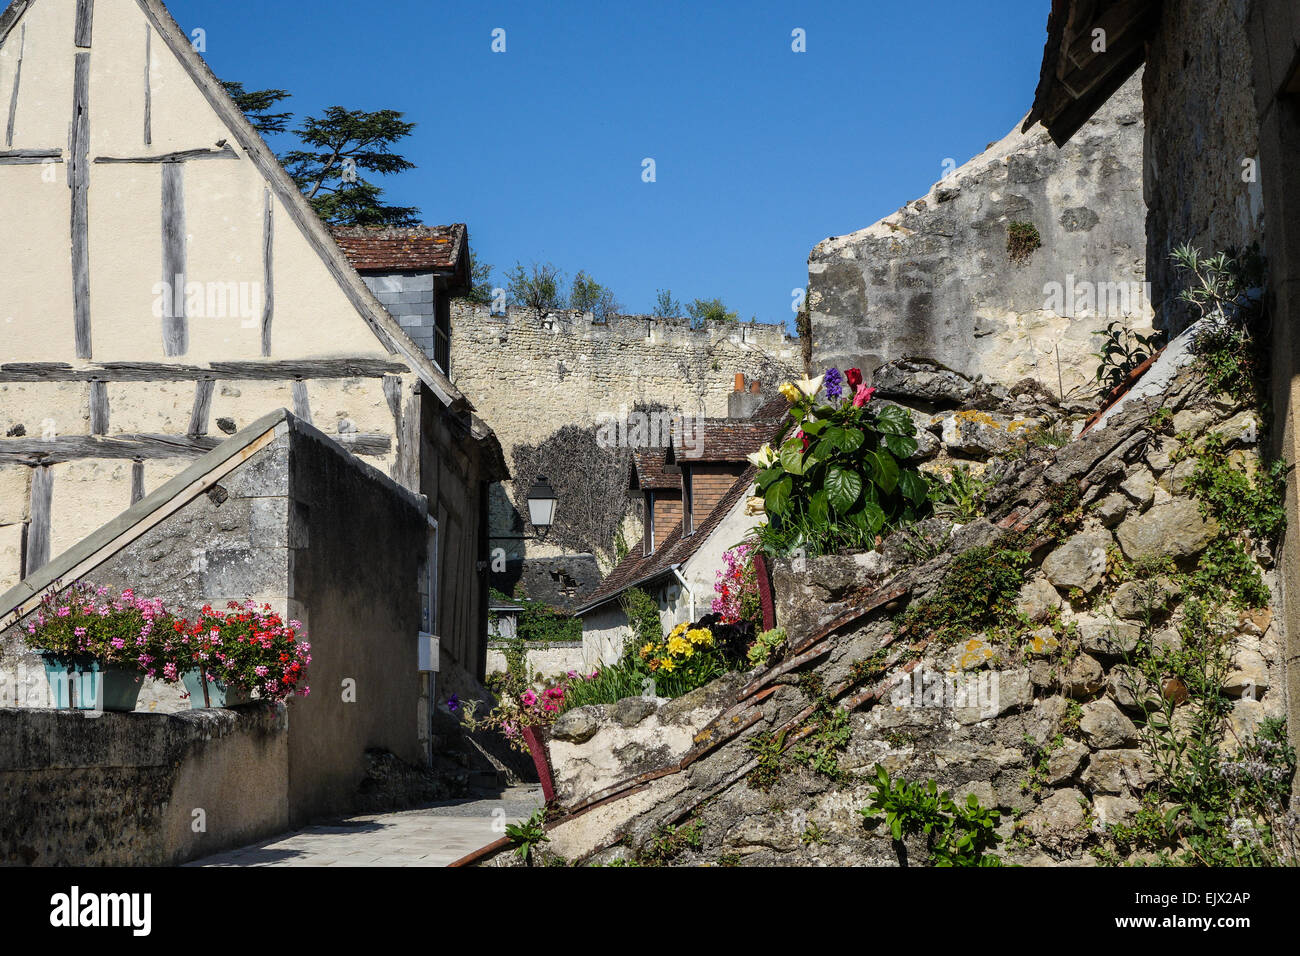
xmin=778 ymin=382 xmax=800 ymax=403
xmin=686 ymin=627 xmax=714 ymax=646
xmin=640 ymin=642 xmax=655 ymax=658
xmin=659 ymin=657 xmax=676 ymax=672
xmin=667 ymin=636 xmax=691 ymax=657
xmin=669 ymin=622 xmax=689 ymax=640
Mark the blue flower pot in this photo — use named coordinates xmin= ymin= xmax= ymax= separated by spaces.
xmin=181 ymin=670 xmax=251 ymax=708
xmin=39 ymin=654 xmax=143 ymax=712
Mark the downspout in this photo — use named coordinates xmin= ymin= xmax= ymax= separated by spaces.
xmin=671 ymin=565 xmax=695 ymax=623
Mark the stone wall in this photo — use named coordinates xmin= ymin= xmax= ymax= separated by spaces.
xmin=808 ymin=71 xmax=1151 ymax=397
xmin=474 ymin=348 xmax=1292 ymax=867
xmin=485 ymin=640 xmax=589 ymax=681
xmin=1142 ymin=0 xmax=1264 ymax=335
xmin=0 ymin=704 xmax=289 ymax=866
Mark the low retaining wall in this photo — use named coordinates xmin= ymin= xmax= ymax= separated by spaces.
xmin=485 ymin=640 xmax=589 ymax=679
xmin=0 ymin=704 xmax=288 ymax=865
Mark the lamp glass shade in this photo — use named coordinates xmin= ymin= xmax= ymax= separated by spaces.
xmin=526 ymin=476 xmax=558 ymax=529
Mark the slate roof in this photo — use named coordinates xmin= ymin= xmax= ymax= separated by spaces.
xmin=331 ymin=224 xmax=467 ymax=273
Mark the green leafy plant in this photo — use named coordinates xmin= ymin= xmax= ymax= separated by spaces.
xmin=791 ymin=701 xmax=852 ymax=781
xmin=895 ymin=544 xmax=1030 ymax=645
xmin=755 ymin=371 xmax=929 ymax=557
xmin=860 ymin=765 xmax=1004 ymax=866
xmin=1091 ymin=320 xmax=1164 ymax=399
xmin=505 ymin=809 xmax=550 ymax=865
xmin=746 ymin=728 xmax=790 ymax=792
xmin=929 ymin=464 xmax=992 ymax=521
xmin=640 ymin=820 xmax=704 ymax=864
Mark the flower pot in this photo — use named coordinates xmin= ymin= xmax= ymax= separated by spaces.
xmin=521 ymin=725 xmax=556 ymax=805
xmin=38 ymin=654 xmax=142 ymax=711
xmin=181 ymin=670 xmax=251 ymax=708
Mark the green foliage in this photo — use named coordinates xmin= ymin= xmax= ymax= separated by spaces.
xmin=280 ymin=106 xmax=420 ymax=226
xmin=622 ymin=588 xmax=663 ymax=649
xmin=860 ymin=765 xmax=1004 ymax=866
xmin=462 ymin=251 xmax=497 ymax=306
xmin=505 ymin=809 xmax=549 ymax=865
xmin=518 ymin=599 xmax=582 ymax=644
xmin=1091 ymin=320 xmax=1164 ymax=399
xmin=1171 ymin=243 xmax=1267 ymax=407
xmin=801 ymin=822 xmax=829 ymax=846
xmin=755 ymin=387 xmax=929 ymax=557
xmin=747 ymin=627 xmax=786 ymax=667
xmin=896 ymin=544 xmax=1030 ymax=645
xmin=929 ymin=463 xmax=992 ymax=521
xmin=570 ymin=271 xmax=621 ymax=321
xmin=505 ymin=261 xmax=566 ymax=312
xmin=746 ymin=728 xmax=789 ymax=792
xmin=685 ymin=297 xmax=738 ymax=326
xmin=222 ymin=80 xmax=292 ymax=136
xmin=640 ymin=821 xmax=704 ymax=864
xmin=791 ymin=701 xmax=852 ymax=781
xmin=1178 ymin=432 xmax=1287 ymax=543
xmin=1007 ymin=221 xmax=1041 ymax=263
xmin=652 ymin=289 xmax=682 ymax=318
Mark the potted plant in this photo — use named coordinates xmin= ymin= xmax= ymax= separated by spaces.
xmin=170 ymin=600 xmax=312 ymax=707
xmin=22 ymin=583 xmax=174 ymax=712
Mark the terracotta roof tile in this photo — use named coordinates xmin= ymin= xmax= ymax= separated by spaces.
xmin=331 ymin=224 xmax=466 ymax=273
xmin=630 ymin=448 xmax=681 ymax=490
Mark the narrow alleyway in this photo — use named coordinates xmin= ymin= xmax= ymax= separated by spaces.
xmin=187 ymin=787 xmax=542 ymax=867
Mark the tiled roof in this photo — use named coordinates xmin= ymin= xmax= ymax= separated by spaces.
xmin=575 ymin=464 xmax=761 ymax=615
xmin=670 ymin=416 xmax=786 ymax=463
xmin=331 ymin=224 xmax=466 ymax=273
xmin=630 ymin=448 xmax=680 ymax=490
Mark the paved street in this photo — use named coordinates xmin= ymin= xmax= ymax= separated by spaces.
xmin=188 ymin=787 xmax=543 ymax=867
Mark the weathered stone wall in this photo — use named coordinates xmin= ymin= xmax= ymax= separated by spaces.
xmin=1142 ymin=0 xmax=1264 ymax=335
xmin=485 ymin=640 xmax=589 ymax=680
xmin=809 ymin=71 xmax=1151 ymax=396
xmin=476 ymin=351 xmax=1291 ymax=867
xmin=449 ymin=301 xmax=800 ymax=558
xmin=0 ymin=704 xmax=289 ymax=866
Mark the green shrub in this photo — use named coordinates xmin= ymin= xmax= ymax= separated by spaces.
xmin=860 ymin=765 xmax=1004 ymax=866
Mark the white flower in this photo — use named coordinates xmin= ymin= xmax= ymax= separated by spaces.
xmin=795 ymin=375 xmax=824 ymax=399
xmin=746 ymin=443 xmax=777 ymax=468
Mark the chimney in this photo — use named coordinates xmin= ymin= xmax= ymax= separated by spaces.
xmin=728 ymin=374 xmax=765 ymax=418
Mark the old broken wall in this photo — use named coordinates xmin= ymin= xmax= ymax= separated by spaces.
xmin=809 ymin=71 xmax=1151 ymax=396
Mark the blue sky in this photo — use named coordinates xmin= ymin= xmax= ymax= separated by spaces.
xmin=168 ymin=0 xmax=1052 ymax=329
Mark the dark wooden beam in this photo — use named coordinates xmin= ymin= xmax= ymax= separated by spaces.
xmin=94 ymin=142 xmax=237 ymax=164
xmin=291 ymin=380 xmax=311 ymax=424
xmin=26 ymin=465 xmax=52 ymax=574
xmin=0 ymin=431 xmax=390 ymax=465
xmin=88 ymin=381 xmax=108 ymax=434
xmin=71 ymin=53 xmax=92 ymax=359
xmin=0 ymin=358 xmax=410 ymax=382
xmin=394 ymin=385 xmax=421 ymax=493
xmin=0 ymin=149 xmax=62 ymax=165
xmin=74 ymin=0 xmax=94 ymax=48
xmin=261 ymin=188 xmax=273 ymax=356
xmin=5 ymin=23 xmax=24 ymax=147
xmin=130 ymin=460 xmax=144 ymax=504
xmin=143 ymin=25 xmax=151 ymax=145
xmin=187 ymin=379 xmax=213 ymax=436
xmin=160 ymin=162 xmax=187 ymax=355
